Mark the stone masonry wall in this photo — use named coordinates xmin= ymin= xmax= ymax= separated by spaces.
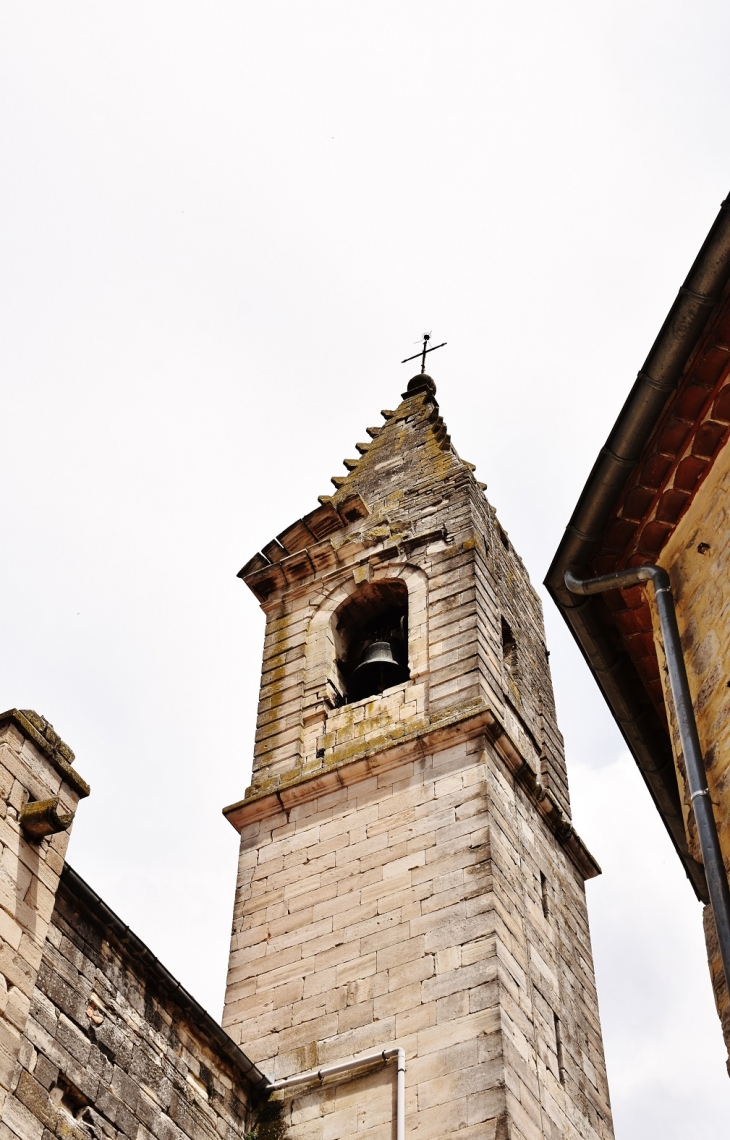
xmin=222 ymin=726 xmax=612 ymax=1140
xmin=470 ymin=487 xmax=570 ymax=816
xmin=3 ymin=868 xmax=260 ymax=1140
xmin=0 ymin=711 xmax=89 ymax=1133
xmin=235 ymin=377 xmax=569 ymax=819
xmin=657 ymin=440 xmax=730 ymax=1067
xmin=225 ymin=374 xmax=610 ymax=1136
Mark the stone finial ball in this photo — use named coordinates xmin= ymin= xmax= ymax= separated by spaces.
xmin=407 ymin=373 xmax=437 ymax=394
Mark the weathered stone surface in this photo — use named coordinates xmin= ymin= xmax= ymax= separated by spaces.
xmin=230 ymin=381 xmax=570 ymax=817
xmin=0 ymin=711 xmax=266 ymax=1140
xmin=224 ymin=376 xmax=614 ymax=1137
xmin=0 ymin=712 xmax=89 ymax=1124
xmin=223 ymin=731 xmax=612 ymax=1138
xmin=1 ymin=871 xmax=261 ymax=1140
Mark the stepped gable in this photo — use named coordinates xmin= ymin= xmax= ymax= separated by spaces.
xmin=327 ymin=372 xmax=471 ymax=508
xmin=237 ymin=372 xmax=487 ymax=604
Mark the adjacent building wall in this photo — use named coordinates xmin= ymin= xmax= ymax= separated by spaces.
xmin=4 ymin=867 xmax=262 ymax=1140
xmin=0 ymin=710 xmax=89 ymax=1130
xmin=0 ymin=710 xmax=265 ymax=1140
xmin=657 ymin=440 xmax=730 ymax=1066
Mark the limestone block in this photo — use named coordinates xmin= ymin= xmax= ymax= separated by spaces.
xmin=224 ymin=729 xmax=611 ymax=1138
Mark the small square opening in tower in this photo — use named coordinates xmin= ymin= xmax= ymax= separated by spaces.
xmin=501 ymin=616 xmax=518 ymax=676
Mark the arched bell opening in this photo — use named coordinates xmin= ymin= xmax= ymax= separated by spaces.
xmin=333 ymin=579 xmax=410 ymax=704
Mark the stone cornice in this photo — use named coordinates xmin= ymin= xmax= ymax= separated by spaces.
xmin=238 ymin=494 xmax=371 ymax=604
xmin=0 ymin=709 xmax=90 ymax=798
xmin=223 ymin=701 xmax=600 ymax=882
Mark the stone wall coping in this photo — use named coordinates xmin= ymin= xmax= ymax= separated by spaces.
xmin=223 ymin=702 xmax=601 ymax=882
xmin=59 ymin=864 xmax=270 ymax=1092
xmin=0 ymin=708 xmax=90 ymax=798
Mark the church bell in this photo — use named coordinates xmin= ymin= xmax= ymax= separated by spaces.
xmin=348 ymin=638 xmax=409 ymax=702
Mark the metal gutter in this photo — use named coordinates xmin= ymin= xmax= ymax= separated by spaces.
xmin=545 ymin=192 xmax=730 ymax=901
xmin=267 ymin=1047 xmax=406 ymax=1140
xmin=58 ymin=865 xmax=269 ymax=1092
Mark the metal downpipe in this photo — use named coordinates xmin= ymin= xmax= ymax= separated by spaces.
xmin=396 ymin=1046 xmax=405 ymax=1140
xmin=266 ymin=1046 xmax=406 ymax=1140
xmin=565 ymin=565 xmax=730 ymax=993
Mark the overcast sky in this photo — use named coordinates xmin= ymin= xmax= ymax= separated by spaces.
xmin=2 ymin=3 xmax=729 ymax=1135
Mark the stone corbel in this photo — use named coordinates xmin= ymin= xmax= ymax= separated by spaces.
xmin=20 ymin=796 xmax=75 ymax=841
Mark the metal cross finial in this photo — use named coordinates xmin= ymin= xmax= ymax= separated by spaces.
xmin=401 ymin=333 xmax=447 ymax=374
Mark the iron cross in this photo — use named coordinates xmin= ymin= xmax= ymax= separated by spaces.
xmin=401 ymin=333 xmax=447 ymax=374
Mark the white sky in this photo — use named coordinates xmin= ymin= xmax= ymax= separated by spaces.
xmin=1 ymin=3 xmax=729 ymax=1134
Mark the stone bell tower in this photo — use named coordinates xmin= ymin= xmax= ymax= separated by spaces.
xmin=222 ymin=372 xmax=614 ymax=1140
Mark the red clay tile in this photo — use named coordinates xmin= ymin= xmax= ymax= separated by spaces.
xmin=657 ymin=418 xmax=692 ymax=455
xmin=694 ymin=346 xmax=730 ymax=387
xmin=615 ymin=610 xmax=645 ymax=636
xmin=640 ymin=453 xmax=673 ymax=490
xmin=633 ymin=632 xmax=657 ymax=658
xmin=592 ymin=554 xmax=619 ymax=576
xmin=712 ymin=309 xmax=730 ymax=345
xmin=656 ymin=488 xmax=690 ymax=524
xmin=635 ymin=652 xmax=660 ymax=683
xmin=603 ymin=518 xmax=637 ymax=554
xmin=621 ymin=584 xmax=648 ymax=610
xmin=692 ymin=419 xmax=727 ymax=459
xmin=712 ymin=383 xmax=730 ymax=424
xmin=602 ymin=589 xmax=627 ymax=614
xmin=622 ymin=486 xmax=655 ymax=523
xmin=677 ymin=383 xmax=712 ymax=421
xmin=637 ymin=520 xmax=672 ymax=556
xmin=635 ymin=605 xmax=654 ymax=632
xmin=673 ymin=455 xmax=707 ymax=492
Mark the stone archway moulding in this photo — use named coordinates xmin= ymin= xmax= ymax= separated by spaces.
xmin=305 ymin=561 xmax=430 ymax=697
xmin=296 ymin=562 xmax=430 ymax=766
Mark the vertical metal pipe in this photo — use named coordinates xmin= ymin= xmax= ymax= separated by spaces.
xmin=565 ymin=565 xmax=730 ymax=995
xmin=396 ymin=1047 xmax=405 ymax=1140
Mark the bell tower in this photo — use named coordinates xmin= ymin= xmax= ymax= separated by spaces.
xmin=222 ymin=372 xmax=615 ymax=1139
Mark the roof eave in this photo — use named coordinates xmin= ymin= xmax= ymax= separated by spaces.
xmin=59 ymin=865 xmax=270 ymax=1093
xmin=545 ymin=192 xmax=730 ymax=902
